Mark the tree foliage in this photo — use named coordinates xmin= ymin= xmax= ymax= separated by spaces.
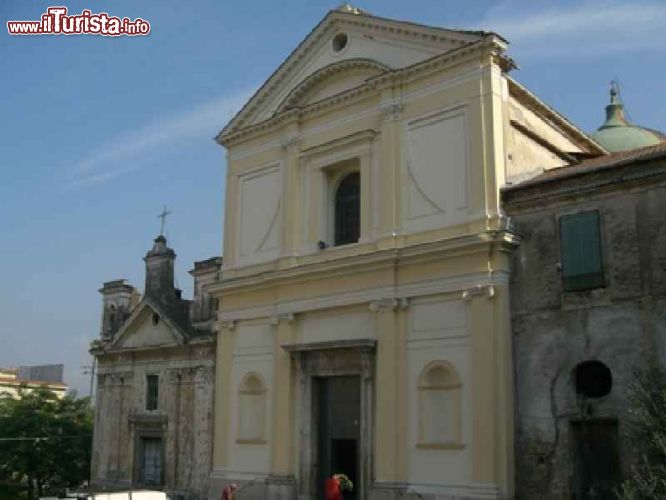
xmin=0 ymin=387 xmax=93 ymax=500
xmin=619 ymin=363 xmax=666 ymax=499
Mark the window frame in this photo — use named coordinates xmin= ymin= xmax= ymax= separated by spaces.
xmin=332 ymin=170 xmax=361 ymax=247
xmin=559 ymin=210 xmax=605 ymax=292
xmin=145 ymin=374 xmax=159 ymax=411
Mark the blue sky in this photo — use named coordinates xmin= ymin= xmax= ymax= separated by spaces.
xmin=1 ymin=0 xmax=664 ymax=395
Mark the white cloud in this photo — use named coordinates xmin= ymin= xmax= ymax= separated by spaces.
xmin=479 ymin=1 xmax=666 ymax=59
xmin=64 ymin=89 xmax=253 ymax=188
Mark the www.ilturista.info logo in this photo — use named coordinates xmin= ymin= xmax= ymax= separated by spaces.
xmin=7 ymin=7 xmax=151 ymax=36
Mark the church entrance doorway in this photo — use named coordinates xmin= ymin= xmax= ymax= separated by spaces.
xmin=139 ymin=436 xmax=163 ymax=486
xmin=284 ymin=339 xmax=375 ymax=499
xmin=315 ymin=376 xmax=360 ymax=500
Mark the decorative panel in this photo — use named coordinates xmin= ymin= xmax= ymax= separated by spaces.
xmin=238 ymin=164 xmax=282 ymax=263
xmin=405 ymin=107 xmax=468 ymax=230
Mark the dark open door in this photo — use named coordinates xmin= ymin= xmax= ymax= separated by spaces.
xmin=572 ymin=420 xmax=622 ymax=499
xmin=316 ymin=376 xmax=360 ymax=499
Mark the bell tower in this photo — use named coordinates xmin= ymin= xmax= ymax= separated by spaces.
xmin=144 ymin=234 xmax=178 ymax=304
xmin=98 ymin=279 xmax=139 ymax=340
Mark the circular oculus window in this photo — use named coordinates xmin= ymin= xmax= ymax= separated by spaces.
xmin=332 ymin=33 xmax=349 ymax=53
xmin=575 ymin=360 xmax=612 ymax=398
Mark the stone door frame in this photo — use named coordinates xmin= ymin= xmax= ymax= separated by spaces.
xmin=284 ymin=339 xmax=376 ymax=500
xmin=129 ymin=414 xmax=167 ymax=489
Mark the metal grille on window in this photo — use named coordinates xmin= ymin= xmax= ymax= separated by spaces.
xmin=334 ymin=172 xmax=360 ymax=246
xmin=146 ymin=375 xmax=158 ymax=411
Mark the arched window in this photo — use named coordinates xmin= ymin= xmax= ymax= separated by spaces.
xmin=237 ymin=373 xmax=267 ymax=443
xmin=334 ymin=172 xmax=360 ymax=246
xmin=417 ymin=361 xmax=462 ymax=448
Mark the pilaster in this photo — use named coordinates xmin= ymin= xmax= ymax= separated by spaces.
xmin=464 ymin=283 xmax=513 ymax=497
xmin=270 ymin=313 xmax=297 ymax=476
xmin=281 ymin=129 xmax=301 ymax=257
xmin=212 ymin=320 xmax=235 ymax=468
xmin=371 ymin=297 xmax=408 ymax=482
xmin=378 ymin=93 xmax=404 ymax=243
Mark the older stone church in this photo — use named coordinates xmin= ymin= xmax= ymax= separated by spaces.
xmin=90 ymin=5 xmax=665 ymax=500
xmin=90 ymin=235 xmax=220 ymax=499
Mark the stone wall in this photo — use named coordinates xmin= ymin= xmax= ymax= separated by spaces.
xmin=504 ymin=158 xmax=666 ymax=498
xmin=91 ymin=344 xmax=215 ymax=500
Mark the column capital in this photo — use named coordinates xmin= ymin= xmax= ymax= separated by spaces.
xmin=462 ymin=284 xmax=496 ymax=302
xmin=369 ymin=297 xmax=409 ymax=313
xmin=270 ymin=312 xmax=295 ymax=326
xmin=214 ymin=319 xmax=236 ymax=332
xmin=281 ymin=135 xmax=300 ymax=152
xmin=380 ymin=102 xmax=404 ymax=122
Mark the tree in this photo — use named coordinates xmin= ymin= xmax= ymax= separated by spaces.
xmin=0 ymin=387 xmax=93 ymax=500
xmin=619 ymin=363 xmax=666 ymax=499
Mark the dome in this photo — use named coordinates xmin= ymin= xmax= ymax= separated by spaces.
xmin=590 ymin=84 xmax=664 ymax=153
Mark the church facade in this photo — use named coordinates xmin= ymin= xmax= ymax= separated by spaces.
xmin=88 ymin=7 xmax=666 ymax=500
xmin=90 ymin=236 xmax=220 ymax=499
xmin=206 ymin=7 xmax=601 ymax=499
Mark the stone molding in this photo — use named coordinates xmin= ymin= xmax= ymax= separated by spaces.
xmin=226 ymin=67 xmax=486 ymax=162
xmin=380 ymin=102 xmax=404 ymax=122
xmin=217 ymin=270 xmax=508 ymax=322
xmin=461 ymin=284 xmax=496 ymax=301
xmin=369 ymin=480 xmax=502 ymax=499
xmin=276 ymin=58 xmax=390 ymax=113
xmin=269 ymin=312 xmax=295 ymax=325
xmin=368 ymin=297 xmax=409 ymax=312
xmin=280 ymin=135 xmax=300 ymax=152
xmin=213 ymin=230 xmax=518 ymax=294
xmin=219 ymin=12 xmax=490 ymax=140
xmin=219 ymin=42 xmax=504 ymax=147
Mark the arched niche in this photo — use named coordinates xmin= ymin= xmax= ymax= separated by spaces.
xmin=237 ymin=372 xmax=267 ymax=443
xmin=417 ymin=360 xmax=463 ymax=449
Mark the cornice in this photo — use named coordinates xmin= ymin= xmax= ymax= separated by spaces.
xmin=210 ymin=230 xmax=517 ymax=297
xmin=300 ymin=128 xmax=377 ymax=159
xmin=219 ymin=40 xmax=499 ymax=148
xmin=510 ymin=119 xmax=576 ymax=163
xmin=218 ymin=11 xmax=491 ymax=141
xmin=217 ymin=270 xmax=511 ymax=322
xmin=95 ymin=338 xmax=215 ymax=360
xmin=503 ymin=163 xmax=666 ymax=210
xmin=277 ymin=58 xmax=390 ymax=114
xmin=507 ymin=77 xmax=606 ymax=154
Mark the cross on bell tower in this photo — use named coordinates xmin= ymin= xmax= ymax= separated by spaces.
xmin=157 ymin=205 xmax=171 ymax=236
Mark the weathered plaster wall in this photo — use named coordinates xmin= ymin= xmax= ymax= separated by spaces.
xmin=506 ymin=176 xmax=666 ymax=499
xmin=504 ymin=93 xmax=584 ymax=185
xmin=91 ymin=345 xmax=215 ymax=500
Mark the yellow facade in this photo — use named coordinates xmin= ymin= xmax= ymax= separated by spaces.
xmin=207 ymin=8 xmax=600 ymax=499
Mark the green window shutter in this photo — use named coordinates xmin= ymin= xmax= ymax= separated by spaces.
xmin=560 ymin=211 xmax=604 ymax=291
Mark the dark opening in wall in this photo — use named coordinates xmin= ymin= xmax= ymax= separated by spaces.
xmin=332 ymin=33 xmax=348 ymax=53
xmin=152 ymin=312 xmax=160 ymax=326
xmin=575 ymin=360 xmax=612 ymax=398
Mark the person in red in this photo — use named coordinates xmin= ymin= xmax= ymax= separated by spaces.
xmin=325 ymin=475 xmax=342 ymax=500
xmin=220 ymin=483 xmax=237 ymax=500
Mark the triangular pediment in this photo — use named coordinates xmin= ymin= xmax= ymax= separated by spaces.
xmin=106 ymin=299 xmax=187 ymax=351
xmin=219 ymin=9 xmax=487 ymax=138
